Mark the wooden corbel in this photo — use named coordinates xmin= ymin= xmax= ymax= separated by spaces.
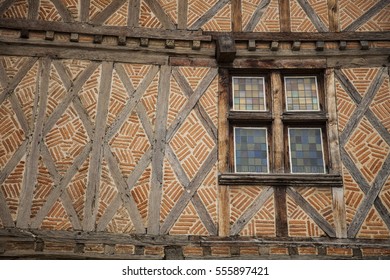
xmin=216 ymin=34 xmax=236 ymax=63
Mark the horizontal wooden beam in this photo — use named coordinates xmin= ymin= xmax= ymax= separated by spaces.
xmin=219 ymin=173 xmax=343 ymax=187
xmin=208 ymin=32 xmax=390 ymax=41
xmin=1 ymin=228 xmax=390 ymax=248
xmin=228 ymin=111 xmax=273 ymax=122
xmin=0 ymin=19 xmax=211 ymax=41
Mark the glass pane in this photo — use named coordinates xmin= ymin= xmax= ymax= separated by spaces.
xmin=285 ymin=77 xmax=319 ymax=111
xmin=233 ymin=77 xmax=266 ymax=111
xmin=235 ymin=128 xmax=268 ymax=173
xmin=289 ymin=128 xmax=325 ymax=173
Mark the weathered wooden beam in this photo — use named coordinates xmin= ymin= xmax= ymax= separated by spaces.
xmin=219 ymin=174 xmax=344 ymax=187
xmin=216 ymin=34 xmax=236 ymax=63
xmin=325 ymin=68 xmax=347 ymax=238
xmin=230 ymin=187 xmax=274 ymax=235
xmin=360 ymin=40 xmax=369 ymax=50
xmin=189 ymin=0 xmax=230 ymax=30
xmin=279 ymin=0 xmax=291 ymax=32
xmin=244 ymin=0 xmax=271 ymax=32
xmin=148 ymin=65 xmax=171 ymax=235
xmin=192 ymin=40 xmax=201 ymax=50
xmin=232 ymin=0 xmax=242 ymax=32
xmin=91 ymin=0 xmax=127 ymax=25
xmin=178 ymin=0 xmax=188 ymax=30
xmin=248 ymin=40 xmax=256 ymax=51
xmin=83 ymin=62 xmax=113 ymax=231
xmin=117 ymin=35 xmax=127 ymax=46
xmin=228 ymin=111 xmax=272 ymax=122
xmin=45 ymin=31 xmax=55 ymax=41
xmin=80 ymin=0 xmax=90 ymax=22
xmin=0 ymin=19 xmax=212 ymax=41
xmin=70 ymin=33 xmax=79 ymax=42
xmin=297 ymin=0 xmax=328 ymax=32
xmin=271 ymin=41 xmax=279 ymax=51
xmin=292 ymin=41 xmax=301 ymax=51
xmin=50 ymin=0 xmax=73 ymax=22
xmin=339 ymin=41 xmax=347 ymax=50
xmin=344 ymin=0 xmax=389 ymax=32
xmin=27 ymin=0 xmax=39 ymax=20
xmin=211 ymin=31 xmax=390 ymax=41
xmin=328 ymin=0 xmax=339 ymax=32
xmin=128 ymin=0 xmax=140 ymax=27
xmin=316 ymin=41 xmax=325 ymax=51
xmin=144 ymin=0 xmax=175 ymax=29
xmin=16 ymin=58 xmax=51 ymax=228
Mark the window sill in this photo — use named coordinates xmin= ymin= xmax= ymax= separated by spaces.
xmin=218 ymin=173 xmax=343 ymax=187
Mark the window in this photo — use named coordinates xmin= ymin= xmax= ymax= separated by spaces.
xmin=219 ymin=70 xmax=342 ymax=187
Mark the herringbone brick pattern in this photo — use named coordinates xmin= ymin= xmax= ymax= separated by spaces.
xmin=380 ymin=178 xmax=390 ymax=213
xmin=141 ymin=73 xmax=159 ymax=127
xmin=1 ymin=0 xmax=27 ymax=19
xmin=89 ymin=0 xmax=110 ymax=21
xmin=1 ymin=56 xmax=29 ymax=81
xmin=345 ymin=117 xmax=390 ymax=184
xmin=170 ymin=111 xmax=214 ymax=180
xmin=13 ymin=61 xmax=39 ymax=128
xmin=342 ymin=167 xmax=365 ymax=227
xmin=240 ymin=195 xmax=275 ymax=237
xmin=199 ymin=76 xmax=218 ymax=127
xmin=45 ymin=105 xmax=89 ymax=175
xmin=202 ymin=2 xmax=231 ymax=31
xmin=66 ymin=156 xmax=89 ymax=222
xmin=103 ymin=1 xmax=128 ymax=26
xmin=197 ymin=164 xmax=218 ymax=224
xmin=131 ymin=166 xmax=152 ymax=224
xmin=287 ymin=195 xmax=326 ymax=237
xmin=241 ymin=0 xmax=262 ymax=29
xmin=157 ymin=0 xmax=178 ymax=24
xmin=78 ymin=65 xmax=101 ymax=125
xmin=62 ymin=59 xmax=91 ymax=82
xmin=335 ymin=79 xmax=357 ymax=132
xmin=179 ymin=67 xmax=210 ymax=91
xmin=307 ymin=0 xmax=329 ymax=27
xmin=38 ymin=0 xmax=62 ymax=21
xmin=169 ymin=201 xmax=208 ymax=235
xmin=167 ymin=77 xmax=187 ymax=128
xmin=1 ymin=159 xmax=25 ymax=222
xmin=339 ymin=0 xmax=379 ymax=30
xmin=187 ymin=0 xmax=218 ymax=27
xmin=0 ymin=99 xmax=24 ymax=167
xmin=161 ymin=159 xmax=184 ymax=221
xmin=358 ymin=4 xmax=390 ymax=31
xmin=230 ymin=186 xmax=264 ymax=225
xmin=290 ymin=0 xmax=317 ymax=32
xmin=109 ymin=111 xmax=151 ymax=177
xmin=96 ymin=159 xmax=118 ymax=223
xmin=46 ymin=64 xmax=68 ymax=119
xmin=357 ymin=206 xmax=390 ymax=238
xmin=107 ymin=69 xmax=130 ymax=127
xmin=139 ymin=0 xmax=163 ymax=28
xmin=253 ymin=0 xmax=280 ymax=32
xmin=63 ymin=0 xmax=79 ymax=21
xmin=296 ymin=187 xmax=334 ymax=227
xmin=106 ymin=205 xmax=135 ymax=233
xmin=121 ymin=64 xmax=153 ymax=89
xmin=342 ymin=68 xmax=380 ymax=97
xmin=370 ymin=75 xmax=390 ymax=131
xmin=31 ymin=158 xmax=54 ymax=219
xmin=40 ymin=199 xmax=73 ymax=230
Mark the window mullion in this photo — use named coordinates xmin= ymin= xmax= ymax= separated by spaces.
xmin=271 ymin=71 xmax=284 ymax=173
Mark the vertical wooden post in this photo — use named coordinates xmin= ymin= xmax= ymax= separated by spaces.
xmin=271 ymin=72 xmax=288 ymax=237
xmin=128 ymin=0 xmax=140 ymax=27
xmin=16 ymin=58 xmax=50 ymax=228
xmin=148 ymin=65 xmax=171 ymax=235
xmin=279 ymin=0 xmax=291 ymax=32
xmin=328 ymin=0 xmax=339 ymax=32
xmin=80 ymin=0 xmax=90 ymax=22
xmin=326 ymin=68 xmax=347 ymax=238
xmin=218 ymin=68 xmax=230 ymax=236
xmin=178 ymin=0 xmax=188 ymax=30
xmin=232 ymin=0 xmax=242 ymax=32
xmin=83 ymin=62 xmax=113 ymax=231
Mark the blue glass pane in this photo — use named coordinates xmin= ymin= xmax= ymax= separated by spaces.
xmin=235 ymin=128 xmax=268 ymax=173
xmin=289 ymin=128 xmax=325 ymax=173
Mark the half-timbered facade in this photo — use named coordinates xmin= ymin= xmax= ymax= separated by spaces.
xmin=0 ymin=0 xmax=389 ymax=259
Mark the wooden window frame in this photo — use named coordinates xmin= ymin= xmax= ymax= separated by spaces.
xmin=219 ymin=68 xmax=343 ymax=187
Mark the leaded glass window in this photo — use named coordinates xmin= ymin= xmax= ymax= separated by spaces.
xmin=232 ymin=77 xmax=266 ymax=111
xmin=285 ymin=76 xmax=319 ymax=111
xmin=288 ymin=128 xmax=325 ymax=174
xmin=234 ymin=127 xmax=269 ymax=173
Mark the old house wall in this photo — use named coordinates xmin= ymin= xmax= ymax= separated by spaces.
xmin=0 ymin=0 xmax=389 ymax=259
